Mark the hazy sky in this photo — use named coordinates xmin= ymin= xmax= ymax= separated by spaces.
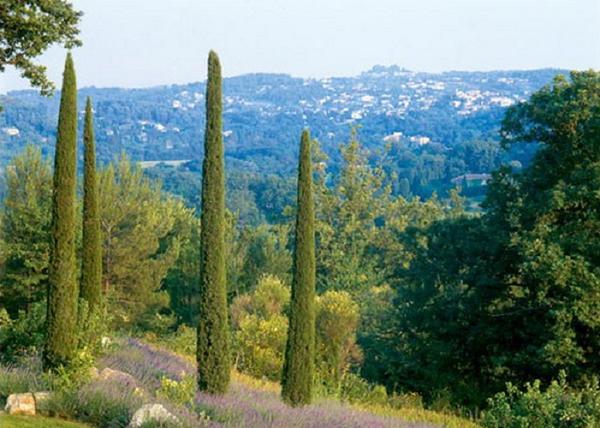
xmin=1 ymin=0 xmax=599 ymax=92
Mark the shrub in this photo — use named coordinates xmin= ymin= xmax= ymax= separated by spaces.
xmin=482 ymin=371 xmax=600 ymax=428
xmin=46 ymin=380 xmax=142 ymax=428
xmin=157 ymin=374 xmax=196 ymax=407
xmin=388 ymin=391 xmax=424 ymax=410
xmin=155 ymin=324 xmax=197 ymax=357
xmin=0 ymin=303 xmax=46 ymax=363
xmin=44 ymin=348 xmax=95 ymax=392
xmin=235 ymin=314 xmax=288 ymax=381
xmin=76 ymin=299 xmax=111 ymax=353
xmin=0 ymin=365 xmax=46 ymax=404
xmin=315 ymin=290 xmax=360 ymax=394
xmin=339 ymin=373 xmax=388 ymax=406
xmin=232 ymin=277 xmax=363 ymax=389
xmin=232 ymin=276 xmax=289 ymax=380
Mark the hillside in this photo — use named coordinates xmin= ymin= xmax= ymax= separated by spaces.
xmin=0 ymin=338 xmax=478 ymax=428
xmin=0 ymin=67 xmax=562 ymax=190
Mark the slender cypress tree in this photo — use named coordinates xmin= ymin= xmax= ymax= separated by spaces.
xmin=197 ymin=50 xmax=230 ymax=393
xmin=281 ymin=129 xmax=316 ymax=406
xmin=81 ymin=97 xmax=102 ymax=315
xmin=45 ymin=53 xmax=79 ymax=369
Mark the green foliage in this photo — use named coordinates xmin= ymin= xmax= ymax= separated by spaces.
xmin=237 ymin=224 xmax=291 ymax=295
xmin=155 ymin=324 xmax=197 ymax=357
xmin=314 ymin=129 xmax=392 ymax=295
xmin=236 ymin=314 xmax=288 ymax=381
xmin=80 ymin=97 xmax=103 ymax=318
xmin=46 ymin=384 xmax=142 ymax=428
xmin=232 ymin=275 xmax=362 ymax=390
xmin=315 ymin=290 xmax=360 ymax=394
xmin=45 ymin=53 xmax=79 ymax=369
xmin=0 ymin=145 xmax=52 ymax=317
xmin=98 ymin=155 xmax=191 ymax=330
xmin=0 ymin=0 xmax=82 ymax=96
xmin=44 ymin=348 xmax=95 ymax=392
xmin=0 ymin=365 xmax=47 ymax=403
xmin=197 ymin=50 xmax=230 ymax=394
xmin=281 ymin=129 xmax=316 ymax=406
xmin=0 ymin=302 xmax=46 ymax=363
xmin=157 ymin=374 xmax=196 ymax=407
xmin=75 ymin=299 xmax=109 ymax=353
xmin=163 ymin=216 xmax=200 ymax=326
xmin=482 ymin=372 xmax=600 ymax=428
xmin=383 ymin=71 xmax=600 ymax=408
xmin=338 ymin=373 xmax=389 ymax=406
xmin=231 ymin=276 xmax=290 ymax=381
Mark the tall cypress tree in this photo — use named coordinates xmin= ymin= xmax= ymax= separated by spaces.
xmin=81 ymin=97 xmax=102 ymax=315
xmin=281 ymin=129 xmax=316 ymax=406
xmin=45 ymin=53 xmax=79 ymax=369
xmin=197 ymin=50 xmax=230 ymax=393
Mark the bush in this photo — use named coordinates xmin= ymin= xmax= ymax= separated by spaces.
xmin=482 ymin=371 xmax=600 ymax=428
xmin=76 ymin=299 xmax=111 ymax=353
xmin=232 ymin=275 xmax=289 ymax=380
xmin=155 ymin=324 xmax=197 ymax=357
xmin=46 ymin=380 xmax=143 ymax=428
xmin=339 ymin=373 xmax=389 ymax=406
xmin=235 ymin=314 xmax=288 ymax=380
xmin=315 ymin=290 xmax=361 ymax=394
xmin=388 ymin=391 xmax=424 ymax=410
xmin=0 ymin=303 xmax=46 ymax=363
xmin=157 ymin=374 xmax=196 ymax=407
xmin=0 ymin=365 xmax=46 ymax=404
xmin=44 ymin=348 xmax=96 ymax=392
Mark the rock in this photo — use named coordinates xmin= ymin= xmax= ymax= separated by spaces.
xmin=128 ymin=404 xmax=179 ymax=427
xmin=97 ymin=367 xmax=137 ymax=387
xmin=4 ymin=393 xmax=36 ymax=416
xmin=33 ymin=392 xmax=51 ymax=413
xmin=90 ymin=366 xmax=99 ymax=378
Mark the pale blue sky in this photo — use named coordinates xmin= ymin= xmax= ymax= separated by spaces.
xmin=1 ymin=0 xmax=599 ymax=92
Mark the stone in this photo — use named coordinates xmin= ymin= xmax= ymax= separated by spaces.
xmin=4 ymin=393 xmax=36 ymax=416
xmin=33 ymin=392 xmax=51 ymax=413
xmin=128 ymin=403 xmax=179 ymax=427
xmin=90 ymin=366 xmax=99 ymax=378
xmin=97 ymin=367 xmax=137 ymax=387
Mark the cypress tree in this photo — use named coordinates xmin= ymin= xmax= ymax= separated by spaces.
xmin=80 ymin=97 xmax=102 ymax=314
xmin=281 ymin=129 xmax=316 ymax=406
xmin=44 ymin=53 xmax=79 ymax=369
xmin=197 ymin=50 xmax=230 ymax=393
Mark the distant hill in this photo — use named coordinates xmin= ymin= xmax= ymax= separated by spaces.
xmin=0 ymin=66 xmax=566 ymax=201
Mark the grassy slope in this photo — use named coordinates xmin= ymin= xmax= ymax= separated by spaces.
xmin=233 ymin=370 xmax=480 ymax=428
xmin=0 ymin=414 xmax=89 ymax=428
xmin=142 ymin=337 xmax=480 ymax=428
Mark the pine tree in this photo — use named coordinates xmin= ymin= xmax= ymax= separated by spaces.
xmin=197 ymin=50 xmax=230 ymax=393
xmin=80 ymin=97 xmax=103 ymax=315
xmin=44 ymin=53 xmax=79 ymax=369
xmin=281 ymin=129 xmax=316 ymax=406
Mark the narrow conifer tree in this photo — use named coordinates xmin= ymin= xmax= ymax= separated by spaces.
xmin=197 ymin=50 xmax=230 ymax=393
xmin=45 ymin=53 xmax=79 ymax=369
xmin=81 ymin=97 xmax=102 ymax=315
xmin=281 ymin=129 xmax=316 ymax=406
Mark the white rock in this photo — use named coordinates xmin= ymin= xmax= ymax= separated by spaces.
xmin=4 ymin=393 xmax=36 ymax=416
xmin=128 ymin=404 xmax=179 ymax=427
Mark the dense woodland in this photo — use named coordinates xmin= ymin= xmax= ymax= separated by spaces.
xmin=1 ymin=2 xmax=599 ymax=427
